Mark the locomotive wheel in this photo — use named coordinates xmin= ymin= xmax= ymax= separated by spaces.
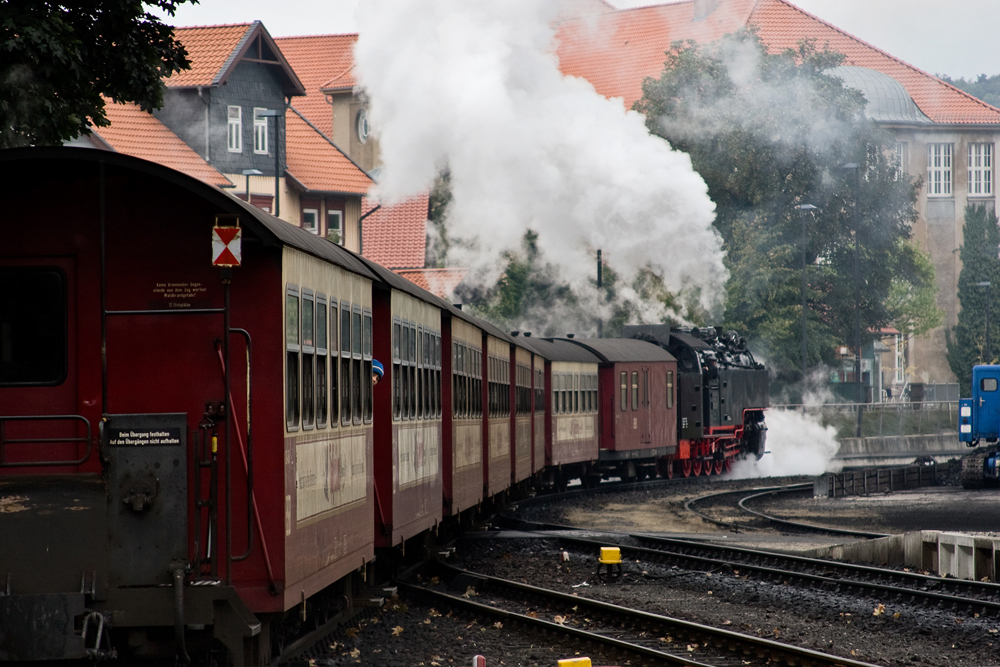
xmin=712 ymin=459 xmax=724 ymax=475
xmin=702 ymin=460 xmax=712 ymax=476
xmin=692 ymin=460 xmax=703 ymax=476
xmin=659 ymin=458 xmax=674 ymax=479
xmin=680 ymin=459 xmax=693 ymax=477
xmin=723 ymin=456 xmax=733 ymax=473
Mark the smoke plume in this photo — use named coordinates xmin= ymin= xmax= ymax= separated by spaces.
xmin=354 ymin=0 xmax=724 ymax=318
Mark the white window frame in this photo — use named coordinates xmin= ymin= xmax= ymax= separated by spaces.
xmin=302 ymin=208 xmax=319 ymax=234
xmin=327 ymin=210 xmax=343 ymax=245
xmin=969 ymin=142 xmax=993 ymax=196
xmin=926 ymin=143 xmax=952 ymax=196
xmin=227 ymin=106 xmax=242 ymax=153
xmin=894 ymin=142 xmax=908 ymax=180
xmin=253 ymin=107 xmax=268 ymax=155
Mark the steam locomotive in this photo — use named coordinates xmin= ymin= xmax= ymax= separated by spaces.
xmin=0 ymin=148 xmax=768 ymax=664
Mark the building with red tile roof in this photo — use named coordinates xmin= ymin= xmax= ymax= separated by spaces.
xmin=360 ymin=195 xmax=429 ymax=269
xmin=89 ymin=101 xmax=233 ymax=189
xmin=395 ymin=268 xmax=469 ymax=301
xmin=555 ymin=0 xmax=1000 ymax=387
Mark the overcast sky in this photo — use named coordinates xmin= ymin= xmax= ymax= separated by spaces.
xmin=155 ymin=0 xmax=1000 ymax=80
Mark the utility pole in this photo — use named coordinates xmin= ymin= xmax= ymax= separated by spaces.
xmin=844 ymin=162 xmax=863 ymax=438
xmin=597 ymin=249 xmax=603 ymax=338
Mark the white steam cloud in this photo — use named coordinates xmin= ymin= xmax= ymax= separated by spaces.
xmin=730 ymin=408 xmax=842 ymax=478
xmin=354 ymin=0 xmax=725 ymax=315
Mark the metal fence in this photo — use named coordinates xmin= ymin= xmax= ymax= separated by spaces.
xmin=772 ymin=401 xmax=957 ymax=439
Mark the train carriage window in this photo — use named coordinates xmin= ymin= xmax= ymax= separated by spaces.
xmin=590 ymin=374 xmax=601 ymax=412
xmin=666 ymin=371 xmax=674 ymax=409
xmin=393 ymin=321 xmax=402 ymax=420
xmin=436 ymin=334 xmax=443 ymax=417
xmin=983 ymin=378 xmax=998 ymax=392
xmin=301 ymin=291 xmax=315 ymax=428
xmin=631 ymin=371 xmax=639 ymax=411
xmin=535 ymin=368 xmax=544 ymax=413
xmin=401 ymin=325 xmax=410 ymax=420
xmin=352 ymin=307 xmax=362 ymax=424
xmin=416 ymin=327 xmax=424 ymax=420
xmin=330 ymin=301 xmax=339 ymax=426
xmin=409 ymin=324 xmax=418 ymax=418
xmin=620 ymin=371 xmax=627 ymax=412
xmin=285 ymin=287 xmax=300 ymax=429
xmin=341 ymin=304 xmax=351 ymax=425
xmin=0 ymin=268 xmax=67 ymax=386
xmin=642 ymin=369 xmax=649 ymax=408
xmin=363 ymin=310 xmax=373 ymax=423
xmin=316 ymin=297 xmax=328 ymax=427
xmin=574 ymin=374 xmax=580 ymax=413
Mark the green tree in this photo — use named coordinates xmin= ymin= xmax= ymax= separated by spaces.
xmin=456 ymin=232 xmax=700 ymax=338
xmin=948 ymin=204 xmax=1000 ymax=392
xmin=0 ymin=1 xmax=194 ymax=148
xmin=634 ymin=29 xmax=936 ymax=378
xmin=939 ymin=73 xmax=1000 ymax=108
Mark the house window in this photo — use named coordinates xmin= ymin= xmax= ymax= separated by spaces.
xmin=253 ymin=107 xmax=268 ymax=154
xmin=927 ymin=143 xmax=952 ymax=196
xmin=302 ymin=208 xmax=319 ymax=234
xmin=969 ymin=143 xmax=993 ymax=196
xmin=227 ymin=106 xmax=242 ymax=153
xmin=894 ymin=142 xmax=908 ymax=179
xmin=327 ymin=210 xmax=343 ymax=245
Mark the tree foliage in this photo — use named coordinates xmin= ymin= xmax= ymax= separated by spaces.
xmin=634 ymin=29 xmax=939 ymax=378
xmin=939 ymin=73 xmax=1000 ymax=108
xmin=455 ymin=231 xmax=705 ymax=338
xmin=947 ymin=205 xmax=1000 ymax=392
xmin=0 ymin=1 xmax=194 ymax=148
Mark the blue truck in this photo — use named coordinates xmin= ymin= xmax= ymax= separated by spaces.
xmin=958 ymin=365 xmax=1000 ymax=488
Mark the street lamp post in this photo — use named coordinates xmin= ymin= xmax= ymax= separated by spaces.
xmin=978 ymin=281 xmax=992 ymax=364
xmin=844 ymin=162 xmax=863 ymax=437
xmin=242 ymin=168 xmax=262 ymax=203
xmin=259 ymin=109 xmax=284 ymax=216
xmin=796 ymin=204 xmax=818 ymax=400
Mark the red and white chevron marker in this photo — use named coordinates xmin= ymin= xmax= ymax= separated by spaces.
xmin=472 ymin=656 xmax=486 ymax=667
xmin=212 ymin=226 xmax=242 ymax=267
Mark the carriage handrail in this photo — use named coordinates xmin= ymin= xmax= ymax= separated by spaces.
xmin=0 ymin=414 xmax=93 ymax=467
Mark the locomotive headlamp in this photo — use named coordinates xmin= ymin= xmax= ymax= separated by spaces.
xmin=961 ymin=406 xmax=972 ymax=417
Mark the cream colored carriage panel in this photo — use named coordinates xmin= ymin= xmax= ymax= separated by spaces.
xmin=514 ymin=346 xmax=531 ymax=367
xmin=487 ymin=335 xmax=508 ymax=358
xmin=452 ymin=318 xmax=482 ymax=350
xmin=391 ymin=290 xmax=441 ymax=331
xmin=282 ymin=247 xmax=372 ymax=310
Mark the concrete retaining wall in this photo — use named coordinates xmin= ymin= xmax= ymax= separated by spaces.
xmin=835 ymin=434 xmax=968 ymax=466
xmin=804 ymin=531 xmax=1000 ymax=581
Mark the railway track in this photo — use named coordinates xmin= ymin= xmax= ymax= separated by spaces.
xmin=495 ymin=514 xmax=1000 ymax=619
xmin=682 ymin=483 xmax=891 ymax=538
xmin=406 ymin=560 xmax=883 ymax=667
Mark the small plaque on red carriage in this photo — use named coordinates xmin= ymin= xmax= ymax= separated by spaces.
xmin=212 ymin=226 xmax=242 ymax=267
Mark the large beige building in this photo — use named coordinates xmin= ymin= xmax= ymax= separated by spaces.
xmin=554 ymin=0 xmax=1000 ymax=389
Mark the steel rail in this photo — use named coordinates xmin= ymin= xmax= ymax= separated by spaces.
xmin=536 ymin=531 xmax=1000 ymax=617
xmin=735 ymin=488 xmax=891 ymax=539
xmin=408 ymin=563 xmax=884 ymax=667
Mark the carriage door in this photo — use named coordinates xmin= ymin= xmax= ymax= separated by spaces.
xmin=0 ymin=260 xmax=80 ymax=468
xmin=973 ymin=366 xmax=1000 ymax=441
xmin=640 ymin=367 xmax=652 ymax=444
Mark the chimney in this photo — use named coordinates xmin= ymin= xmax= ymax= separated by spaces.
xmin=511 ymin=331 xmax=520 ymax=337
xmin=524 ymin=332 xmax=532 ymax=337
xmin=692 ymin=0 xmax=721 ymax=21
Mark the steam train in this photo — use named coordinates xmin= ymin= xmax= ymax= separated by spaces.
xmin=0 ymin=148 xmax=768 ymax=664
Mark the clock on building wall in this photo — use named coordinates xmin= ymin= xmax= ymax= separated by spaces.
xmin=356 ymin=109 xmax=369 ymax=144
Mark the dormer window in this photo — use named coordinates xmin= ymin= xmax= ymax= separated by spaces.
xmin=228 ymin=106 xmax=242 ymax=153
xmin=253 ymin=108 xmax=268 ymax=154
